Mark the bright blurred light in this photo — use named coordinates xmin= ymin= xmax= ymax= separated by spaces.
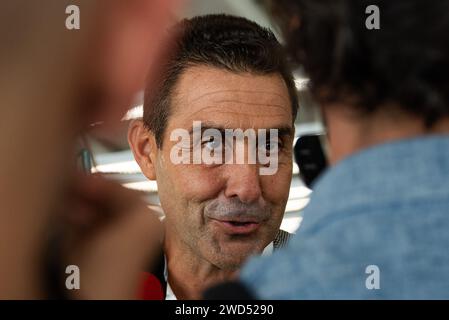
xmin=294 ymin=77 xmax=309 ymax=91
xmin=122 ymin=105 xmax=143 ymax=121
xmin=281 ymin=216 xmax=303 ymax=233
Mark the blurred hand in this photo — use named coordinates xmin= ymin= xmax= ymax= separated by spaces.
xmin=60 ymin=174 xmax=163 ymax=299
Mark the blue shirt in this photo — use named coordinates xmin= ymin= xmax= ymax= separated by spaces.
xmin=240 ymin=135 xmax=449 ymax=299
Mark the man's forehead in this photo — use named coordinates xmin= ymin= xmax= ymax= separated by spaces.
xmin=189 ymin=88 xmax=288 ymax=106
xmin=172 ymin=66 xmax=292 ymax=121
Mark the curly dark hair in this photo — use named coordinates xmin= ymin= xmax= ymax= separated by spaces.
xmin=143 ymin=14 xmax=299 ymax=148
xmin=266 ymin=0 xmax=449 ymax=127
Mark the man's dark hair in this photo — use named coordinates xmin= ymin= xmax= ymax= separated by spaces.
xmin=267 ymin=0 xmax=449 ymax=127
xmin=143 ymin=14 xmax=299 ymax=148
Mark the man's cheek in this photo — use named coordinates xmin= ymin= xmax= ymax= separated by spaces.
xmin=262 ymin=171 xmax=291 ymax=202
xmin=174 ymin=167 xmax=224 ymax=200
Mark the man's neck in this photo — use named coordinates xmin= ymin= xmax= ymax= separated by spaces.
xmin=163 ymin=234 xmax=238 ymax=300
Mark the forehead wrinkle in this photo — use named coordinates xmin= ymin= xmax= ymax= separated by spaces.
xmin=212 ymin=100 xmax=286 ymax=109
xmin=185 ymin=105 xmax=291 ymax=120
xmin=188 ymin=89 xmax=289 ymax=105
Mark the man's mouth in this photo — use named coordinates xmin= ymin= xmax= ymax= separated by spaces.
xmin=210 ymin=218 xmax=261 ymax=235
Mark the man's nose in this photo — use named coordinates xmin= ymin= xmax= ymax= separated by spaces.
xmin=224 ymin=164 xmax=262 ymax=204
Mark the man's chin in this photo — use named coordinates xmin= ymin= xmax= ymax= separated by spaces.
xmin=208 ymin=241 xmax=265 ymax=269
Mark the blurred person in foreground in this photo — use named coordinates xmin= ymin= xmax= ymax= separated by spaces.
xmin=206 ymin=0 xmax=449 ymax=299
xmin=128 ymin=14 xmax=297 ymax=300
xmin=0 ymin=0 xmax=179 ymax=299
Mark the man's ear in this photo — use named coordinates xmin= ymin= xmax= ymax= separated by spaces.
xmin=128 ymin=120 xmax=158 ymax=180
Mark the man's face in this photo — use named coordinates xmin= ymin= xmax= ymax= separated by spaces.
xmin=153 ymin=65 xmax=294 ymax=269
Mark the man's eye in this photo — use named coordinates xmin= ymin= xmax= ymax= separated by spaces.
xmin=262 ymin=140 xmax=281 ymax=153
xmin=202 ymin=137 xmax=222 ymax=150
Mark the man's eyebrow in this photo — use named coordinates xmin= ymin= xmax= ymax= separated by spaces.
xmin=188 ymin=122 xmax=229 ymax=135
xmin=277 ymin=126 xmax=295 ymax=138
xmin=187 ymin=122 xmax=294 ymax=137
